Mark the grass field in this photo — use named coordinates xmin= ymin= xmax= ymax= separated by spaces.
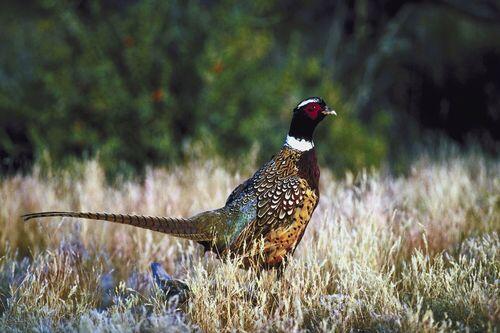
xmin=0 ymin=152 xmax=498 ymax=332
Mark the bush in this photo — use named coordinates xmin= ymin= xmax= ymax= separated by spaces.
xmin=0 ymin=0 xmax=388 ymax=177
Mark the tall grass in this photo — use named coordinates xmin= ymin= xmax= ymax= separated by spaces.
xmin=0 ymin=153 xmax=498 ymax=332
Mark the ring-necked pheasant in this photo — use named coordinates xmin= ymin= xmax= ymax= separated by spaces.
xmin=23 ymin=97 xmax=336 ymax=271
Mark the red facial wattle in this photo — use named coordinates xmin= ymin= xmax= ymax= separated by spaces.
xmin=304 ymin=103 xmax=321 ymax=120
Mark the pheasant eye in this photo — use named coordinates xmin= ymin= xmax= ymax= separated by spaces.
xmin=304 ymin=103 xmax=320 ymax=119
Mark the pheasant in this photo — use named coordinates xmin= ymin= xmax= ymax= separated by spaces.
xmin=23 ymin=97 xmax=336 ymax=271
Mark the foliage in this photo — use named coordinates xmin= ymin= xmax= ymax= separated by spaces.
xmin=3 ymin=1 xmax=499 ymax=177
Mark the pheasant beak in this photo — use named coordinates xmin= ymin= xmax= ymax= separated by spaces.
xmin=322 ymin=106 xmax=337 ymax=116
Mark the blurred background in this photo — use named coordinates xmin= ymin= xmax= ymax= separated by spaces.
xmin=1 ymin=0 xmax=499 ymax=178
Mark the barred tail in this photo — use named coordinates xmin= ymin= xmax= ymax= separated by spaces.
xmin=21 ymin=211 xmax=212 ymax=241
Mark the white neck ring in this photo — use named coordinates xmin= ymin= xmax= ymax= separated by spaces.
xmin=285 ymin=135 xmax=314 ymax=151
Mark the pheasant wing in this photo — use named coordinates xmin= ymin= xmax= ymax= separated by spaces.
xmin=229 ymin=149 xmax=304 ymax=252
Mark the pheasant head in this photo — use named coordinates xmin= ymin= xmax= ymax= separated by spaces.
xmin=286 ymin=97 xmax=335 ymax=151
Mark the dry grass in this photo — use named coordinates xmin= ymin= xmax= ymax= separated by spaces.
xmin=0 ymin=153 xmax=498 ymax=332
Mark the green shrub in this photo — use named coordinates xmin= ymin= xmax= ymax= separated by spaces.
xmin=0 ymin=0 xmax=389 ymax=177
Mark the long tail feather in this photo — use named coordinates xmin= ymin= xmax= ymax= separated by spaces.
xmin=22 ymin=211 xmax=212 ymax=241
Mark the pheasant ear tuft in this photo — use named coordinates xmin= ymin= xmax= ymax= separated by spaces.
xmin=296 ymin=97 xmax=321 ymax=109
